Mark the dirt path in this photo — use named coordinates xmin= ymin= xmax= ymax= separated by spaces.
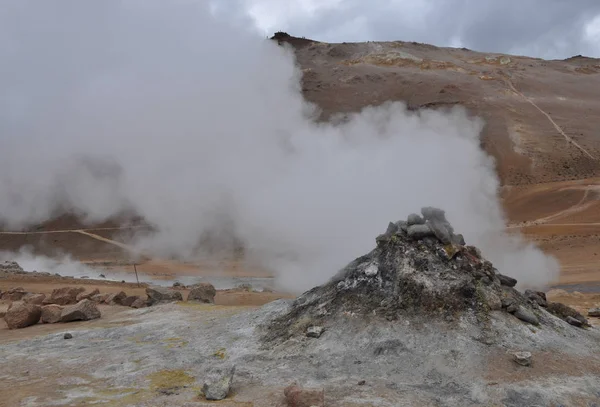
xmin=507 ymin=188 xmax=595 ymax=228
xmin=504 ymin=77 xmax=597 ymax=160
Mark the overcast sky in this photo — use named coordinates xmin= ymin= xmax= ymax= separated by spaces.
xmin=221 ymin=0 xmax=600 ymax=59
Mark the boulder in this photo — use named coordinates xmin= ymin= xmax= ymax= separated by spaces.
xmin=4 ymin=302 xmax=41 ymax=329
xmin=121 ymin=295 xmax=140 ymax=307
xmin=524 ymin=290 xmax=547 ymax=307
xmin=2 ymin=287 xmax=27 ymax=301
xmin=104 ymin=291 xmax=127 ymax=305
xmin=385 ymin=222 xmax=398 ymax=235
xmin=146 ymin=286 xmax=183 ymax=305
xmin=513 ymin=306 xmax=539 ymax=325
xmin=406 ymin=213 xmax=425 ymax=226
xmin=566 ymin=316 xmax=583 ymax=327
xmin=41 ymin=304 xmax=64 ymax=324
xmin=45 ymin=286 xmax=86 ymax=305
xmin=23 ymin=293 xmax=46 ymax=305
xmin=91 ymin=293 xmax=110 ymax=303
xmin=284 ymin=384 xmax=325 ymax=407
xmin=547 ymin=302 xmax=588 ymax=326
xmin=64 ymin=333 xmax=73 ymax=339
xmin=60 ymin=299 xmax=101 ymax=322
xmin=588 ymin=308 xmax=600 ymax=317
xmin=130 ymin=298 xmax=148 ymax=308
xmin=497 ymin=274 xmax=517 ymax=288
xmin=306 ymin=326 xmax=324 ymax=338
xmin=76 ymin=288 xmax=100 ymax=302
xmin=202 ymin=366 xmax=235 ymax=400
xmin=407 ymin=224 xmax=434 ymax=240
xmin=187 ymin=283 xmax=216 ymax=304
xmin=512 ymin=351 xmax=532 ymax=367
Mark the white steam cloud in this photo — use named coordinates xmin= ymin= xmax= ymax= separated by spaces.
xmin=0 ymin=0 xmax=559 ymax=291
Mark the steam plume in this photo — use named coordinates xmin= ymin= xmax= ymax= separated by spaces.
xmin=0 ymin=0 xmax=559 ymax=291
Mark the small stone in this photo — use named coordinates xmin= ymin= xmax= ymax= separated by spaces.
xmin=513 ymin=306 xmax=539 ymax=325
xmin=202 ymin=365 xmax=235 ymax=400
xmin=497 ymin=274 xmax=517 ymax=287
xmin=64 ymin=333 xmax=73 ymax=339
xmin=512 ymin=351 xmax=532 ymax=367
xmin=395 ymin=220 xmax=408 ymax=233
xmin=60 ymin=299 xmax=101 ymax=322
xmin=41 ymin=304 xmax=64 ymax=324
xmin=407 ymin=224 xmax=434 ymax=240
xmin=99 ymin=274 xmax=106 ymax=279
xmin=455 ymin=234 xmax=466 ymax=245
xmin=146 ymin=286 xmax=183 ymax=305
xmin=506 ymin=304 xmax=518 ymax=313
xmin=284 ymin=384 xmax=325 ymax=407
xmin=172 ymin=281 xmax=184 ymax=288
xmin=407 ymin=213 xmax=425 ymax=226
xmin=566 ymin=316 xmax=583 ymax=327
xmin=4 ymin=302 xmax=41 ymax=329
xmin=357 ymin=380 xmax=366 ymax=386
xmin=187 ymin=283 xmax=216 ymax=304
xmin=306 ymin=326 xmax=324 ymax=338
xmin=588 ymin=308 xmax=600 ymax=317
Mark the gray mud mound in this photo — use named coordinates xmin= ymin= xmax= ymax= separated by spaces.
xmin=263 ymin=207 xmax=569 ymax=344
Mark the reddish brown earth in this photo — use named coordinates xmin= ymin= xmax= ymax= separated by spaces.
xmin=1 ymin=34 xmax=600 ymax=292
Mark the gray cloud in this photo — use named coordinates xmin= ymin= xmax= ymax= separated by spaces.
xmin=237 ymin=0 xmax=600 ymax=59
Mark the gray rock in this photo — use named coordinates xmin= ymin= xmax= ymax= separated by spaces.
xmin=187 ymin=283 xmax=216 ymax=304
xmin=407 ymin=224 xmax=434 ymax=240
xmin=497 ymin=273 xmax=517 ymax=287
xmin=512 ymin=351 xmax=532 ymax=367
xmin=146 ymin=286 xmax=183 ymax=305
xmin=588 ymin=308 xmax=600 ymax=317
xmin=524 ymin=290 xmax=547 ymax=307
xmin=130 ymin=298 xmax=148 ymax=309
xmin=306 ymin=326 xmax=324 ymax=338
xmin=506 ymin=304 xmax=518 ymax=313
xmin=420 ymin=206 xmax=456 ymax=245
xmin=455 ymin=234 xmax=466 ymax=245
xmin=566 ymin=316 xmax=583 ymax=327
xmin=407 ymin=213 xmax=425 ymax=226
xmin=395 ymin=220 xmax=408 ymax=233
xmin=60 ymin=299 xmax=101 ymax=322
xmin=105 ymin=291 xmax=127 ymax=305
xmin=64 ymin=333 xmax=73 ymax=340
xmin=513 ymin=306 xmax=539 ymax=325
xmin=202 ymin=366 xmax=235 ymax=400
xmin=385 ymin=222 xmax=398 ymax=235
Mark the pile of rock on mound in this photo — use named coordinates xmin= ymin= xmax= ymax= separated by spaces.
xmin=1 ymin=282 xmax=217 ymax=330
xmin=263 ymin=207 xmax=594 ymax=343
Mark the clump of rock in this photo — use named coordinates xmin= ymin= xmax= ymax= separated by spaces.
xmin=4 ymin=302 xmax=42 ymax=329
xmin=44 ymin=286 xmax=86 ymax=306
xmin=60 ymin=299 xmax=101 ymax=322
xmin=41 ymin=304 xmax=64 ymax=324
xmin=201 ymin=366 xmax=235 ymax=400
xmin=263 ymin=207 xmax=587 ymax=343
xmin=1 ymin=287 xmax=27 ymax=301
xmin=146 ymin=286 xmax=183 ymax=305
xmin=187 ymin=283 xmax=216 ymax=304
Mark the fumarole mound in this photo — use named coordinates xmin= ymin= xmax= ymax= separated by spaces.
xmin=263 ymin=207 xmax=589 ymax=343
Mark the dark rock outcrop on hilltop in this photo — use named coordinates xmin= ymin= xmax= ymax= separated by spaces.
xmin=262 ymin=207 xmax=586 ymax=343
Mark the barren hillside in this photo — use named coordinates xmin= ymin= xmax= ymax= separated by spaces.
xmin=2 ymin=33 xmax=600 ymax=287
